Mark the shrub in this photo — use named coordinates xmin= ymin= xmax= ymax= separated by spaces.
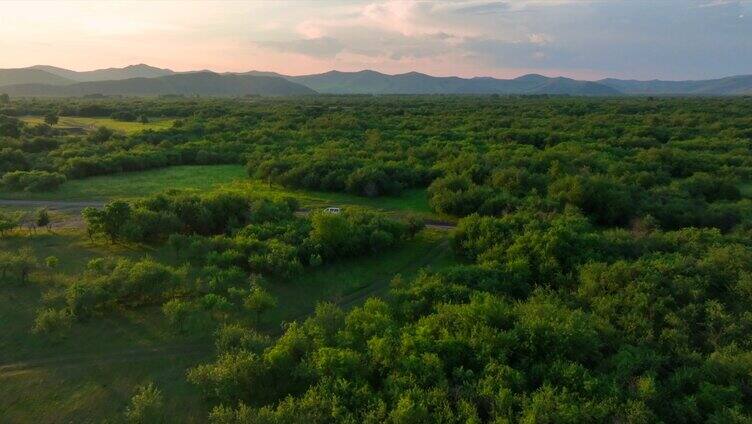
xmin=32 ymin=308 xmax=72 ymax=335
xmin=1 ymin=170 xmax=66 ymax=192
xmin=162 ymin=299 xmax=208 ymax=332
xmin=45 ymin=256 xmax=59 ymax=268
xmin=125 ymin=383 xmax=164 ymax=423
xmin=111 ymin=111 xmax=138 ymax=122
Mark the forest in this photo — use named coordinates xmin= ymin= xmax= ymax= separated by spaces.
xmin=1 ymin=94 xmax=752 ymax=423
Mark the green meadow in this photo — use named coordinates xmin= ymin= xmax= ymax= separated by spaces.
xmin=19 ymin=115 xmax=175 ymax=134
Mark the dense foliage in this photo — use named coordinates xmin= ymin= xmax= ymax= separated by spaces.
xmin=3 ymin=97 xmax=752 ymax=225
xmin=4 ymin=96 xmax=752 ymax=422
xmin=191 ymin=209 xmax=752 ymax=423
xmin=65 ymin=190 xmax=419 ymax=331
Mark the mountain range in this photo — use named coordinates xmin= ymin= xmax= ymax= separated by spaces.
xmin=1 ymin=64 xmax=751 ymax=97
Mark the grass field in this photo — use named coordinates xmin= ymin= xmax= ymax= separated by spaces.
xmin=225 ymin=179 xmax=435 ymax=217
xmin=263 ymin=228 xmax=455 ymax=328
xmin=0 ymin=165 xmax=247 ymax=202
xmin=0 ymin=164 xmax=440 ymax=219
xmin=0 ymin=227 xmax=456 ymax=422
xmin=20 ymin=116 xmax=175 ymax=134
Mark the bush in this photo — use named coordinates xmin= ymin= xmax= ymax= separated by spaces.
xmin=0 ymin=211 xmax=19 ymax=236
xmin=1 ymin=170 xmax=66 ymax=192
xmin=66 ymin=258 xmax=186 ymax=319
xmin=162 ymin=299 xmax=209 ymax=332
xmin=111 ymin=111 xmax=138 ymax=122
xmin=125 ymin=383 xmax=164 ymax=423
xmin=45 ymin=256 xmax=59 ymax=268
xmin=32 ymin=308 xmax=72 ymax=335
xmin=88 ymin=126 xmax=114 ymax=143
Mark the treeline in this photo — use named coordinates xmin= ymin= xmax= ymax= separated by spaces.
xmin=427 ymin=148 xmax=750 ymax=230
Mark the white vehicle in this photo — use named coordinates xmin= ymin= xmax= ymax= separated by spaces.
xmin=324 ymin=207 xmax=341 ymax=214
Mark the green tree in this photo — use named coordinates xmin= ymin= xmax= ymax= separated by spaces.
xmin=88 ymin=126 xmax=114 ymax=143
xmin=0 ymin=211 xmax=19 ymax=236
xmin=244 ymin=285 xmax=277 ymax=325
xmin=44 ymin=112 xmax=59 ymax=126
xmin=14 ymin=247 xmax=37 ymax=284
xmin=36 ymin=208 xmax=51 ymax=231
xmin=32 ymin=308 xmax=72 ymax=335
xmin=83 ymin=201 xmax=132 ymax=241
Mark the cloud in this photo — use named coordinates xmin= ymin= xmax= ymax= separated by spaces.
xmin=528 ymin=33 xmax=553 ymax=44
xmin=435 ymin=1 xmax=510 ymax=15
xmin=1 ymin=0 xmax=751 ymax=80
xmin=258 ymin=37 xmax=345 ymax=58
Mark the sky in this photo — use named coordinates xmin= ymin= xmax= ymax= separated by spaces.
xmin=0 ymin=0 xmax=750 ymax=80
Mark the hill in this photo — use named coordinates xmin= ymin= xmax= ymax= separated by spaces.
xmin=0 ymin=68 xmax=75 ymax=87
xmin=0 ymin=72 xmax=317 ymax=97
xmin=29 ymin=64 xmax=174 ymax=82
xmin=5 ymin=63 xmax=752 ymax=96
xmin=287 ymin=70 xmax=621 ymax=95
xmin=600 ymin=74 xmax=752 ymax=95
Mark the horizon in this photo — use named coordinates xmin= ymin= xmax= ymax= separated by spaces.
xmin=1 ymin=0 xmax=750 ymax=81
xmin=9 ymin=63 xmax=752 ymax=83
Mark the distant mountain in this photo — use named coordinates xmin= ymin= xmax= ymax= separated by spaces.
xmin=3 ymin=63 xmax=752 ymax=96
xmin=0 ymin=68 xmax=75 ymax=87
xmin=240 ymin=70 xmax=288 ymax=78
xmin=29 ymin=64 xmax=174 ymax=82
xmin=285 ymin=70 xmax=620 ymax=95
xmin=0 ymin=72 xmax=316 ymax=97
xmin=599 ymin=75 xmax=752 ymax=95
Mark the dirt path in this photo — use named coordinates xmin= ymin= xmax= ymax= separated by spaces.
xmin=0 ymin=199 xmax=104 ymax=210
xmin=0 ymin=199 xmax=104 ymax=230
xmin=0 ymin=343 xmax=211 ymax=377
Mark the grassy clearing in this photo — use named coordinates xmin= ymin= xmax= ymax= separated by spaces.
xmin=19 ymin=115 xmax=175 ymax=134
xmin=0 ymin=164 xmax=441 ymax=219
xmin=223 ymin=179 xmax=436 ymax=218
xmin=263 ymin=228 xmax=456 ymax=328
xmin=0 ymin=165 xmax=247 ymax=202
xmin=0 ymin=227 xmax=456 ymax=422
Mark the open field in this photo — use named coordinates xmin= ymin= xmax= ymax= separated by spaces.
xmin=0 ymin=164 xmax=440 ymax=219
xmin=19 ymin=115 xmax=175 ymax=134
xmin=0 ymin=165 xmax=247 ymax=202
xmin=263 ymin=228 xmax=455 ymax=328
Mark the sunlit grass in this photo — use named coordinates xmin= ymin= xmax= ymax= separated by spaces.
xmin=19 ymin=116 xmax=175 ymax=134
xmin=0 ymin=164 xmax=441 ymax=219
